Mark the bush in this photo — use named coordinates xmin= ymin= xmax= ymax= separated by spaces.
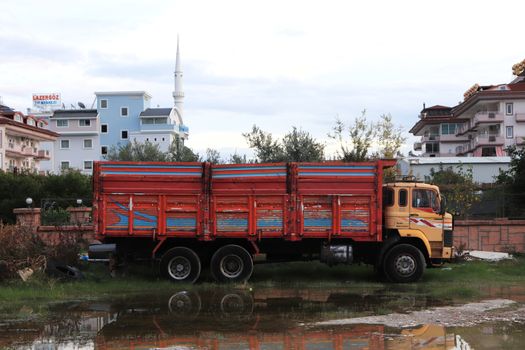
xmin=0 ymin=170 xmax=92 ymax=224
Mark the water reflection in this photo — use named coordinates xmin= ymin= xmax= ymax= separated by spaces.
xmin=3 ymin=287 xmax=522 ymax=349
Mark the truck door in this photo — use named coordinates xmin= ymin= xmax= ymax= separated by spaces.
xmin=409 ymin=188 xmax=443 ymax=255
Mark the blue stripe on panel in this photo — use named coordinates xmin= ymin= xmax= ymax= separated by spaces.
xmin=257 ymin=218 xmax=283 ymax=227
xmin=299 ymin=165 xmax=375 ymax=170
xmin=101 ymin=171 xmax=202 ymax=176
xmin=213 ymin=173 xmax=286 ymax=178
xmin=298 ymin=172 xmax=375 ymax=177
xmin=304 ymin=218 xmax=332 ymax=227
xmin=214 ymin=166 xmax=286 ymax=172
xmin=341 ymin=219 xmax=367 ymax=227
xmin=166 ymin=218 xmax=197 ymax=228
xmin=101 ymin=164 xmax=202 ymax=169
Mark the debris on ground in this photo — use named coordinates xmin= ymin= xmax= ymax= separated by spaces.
xmin=464 ymin=250 xmax=513 ymax=262
xmin=315 ymin=299 xmax=524 ymax=328
xmin=17 ymin=268 xmax=34 ymax=282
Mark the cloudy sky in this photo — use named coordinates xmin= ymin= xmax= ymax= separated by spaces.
xmin=1 ymin=0 xmax=525 ymax=158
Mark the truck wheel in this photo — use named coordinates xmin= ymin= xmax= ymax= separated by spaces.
xmin=160 ymin=247 xmax=201 ymax=283
xmin=383 ymin=244 xmax=425 ymax=283
xmin=210 ymin=245 xmax=253 ymax=283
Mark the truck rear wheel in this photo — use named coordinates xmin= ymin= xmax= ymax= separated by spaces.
xmin=210 ymin=245 xmax=253 ymax=283
xmin=383 ymin=244 xmax=425 ymax=283
xmin=160 ymin=247 xmax=201 ymax=283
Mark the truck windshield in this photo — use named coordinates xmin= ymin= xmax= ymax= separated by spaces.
xmin=412 ymin=189 xmax=440 ymax=212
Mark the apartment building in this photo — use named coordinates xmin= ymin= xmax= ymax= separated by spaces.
xmin=410 ymin=59 xmax=525 ymax=157
xmin=49 ymin=109 xmax=100 ymax=174
xmin=0 ymin=104 xmax=57 ymax=173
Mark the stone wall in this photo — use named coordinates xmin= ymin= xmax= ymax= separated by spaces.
xmin=12 ymin=208 xmax=525 ymax=253
xmin=454 ymin=219 xmax=525 ymax=253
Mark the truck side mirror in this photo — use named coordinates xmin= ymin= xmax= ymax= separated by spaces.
xmin=439 ymin=196 xmax=447 ymax=216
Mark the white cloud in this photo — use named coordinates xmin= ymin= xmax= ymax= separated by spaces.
xmin=1 ymin=0 xmax=525 ymax=158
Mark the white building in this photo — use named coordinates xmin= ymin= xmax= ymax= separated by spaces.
xmin=49 ymin=109 xmax=100 ymax=174
xmin=398 ymin=157 xmax=510 ymax=184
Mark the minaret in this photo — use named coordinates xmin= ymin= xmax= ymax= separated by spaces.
xmin=173 ymin=36 xmax=184 ymax=117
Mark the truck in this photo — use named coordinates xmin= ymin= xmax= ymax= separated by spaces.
xmin=89 ymin=160 xmax=454 ymax=283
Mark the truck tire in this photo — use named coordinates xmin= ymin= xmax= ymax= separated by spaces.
xmin=210 ymin=245 xmax=253 ymax=283
xmin=160 ymin=247 xmax=201 ymax=283
xmin=383 ymin=244 xmax=425 ymax=283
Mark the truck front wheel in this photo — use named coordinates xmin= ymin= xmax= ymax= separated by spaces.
xmin=383 ymin=244 xmax=425 ymax=283
xmin=210 ymin=245 xmax=253 ymax=283
xmin=160 ymin=247 xmax=201 ymax=283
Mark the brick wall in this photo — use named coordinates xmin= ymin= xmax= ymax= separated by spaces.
xmin=454 ymin=219 xmax=525 ymax=253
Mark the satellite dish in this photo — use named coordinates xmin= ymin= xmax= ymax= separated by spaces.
xmin=78 ymin=102 xmax=86 ymax=109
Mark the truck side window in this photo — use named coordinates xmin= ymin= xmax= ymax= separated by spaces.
xmin=399 ymin=189 xmax=407 ymax=207
xmin=384 ymin=188 xmax=394 ymax=206
xmin=412 ymin=189 xmax=440 ymax=212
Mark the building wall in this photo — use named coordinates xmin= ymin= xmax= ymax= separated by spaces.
xmin=96 ymin=93 xmax=150 ymax=154
xmin=454 ymin=219 xmax=525 ymax=253
xmin=53 ymin=135 xmax=100 ymax=174
xmin=130 ymin=132 xmax=175 ymax=152
xmin=398 ymin=158 xmax=510 ymax=184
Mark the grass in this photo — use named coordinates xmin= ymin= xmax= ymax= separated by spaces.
xmin=0 ymin=256 xmax=524 ymax=309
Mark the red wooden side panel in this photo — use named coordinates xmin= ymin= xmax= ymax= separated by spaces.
xmin=339 ymin=196 xmax=372 ymax=237
xmin=165 ymin=195 xmax=200 ymax=235
xmin=95 ymin=161 xmax=204 ymax=238
xmin=211 ymin=164 xmax=287 ymax=239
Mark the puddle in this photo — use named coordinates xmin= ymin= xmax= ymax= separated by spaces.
xmin=1 ymin=286 xmax=524 ymax=349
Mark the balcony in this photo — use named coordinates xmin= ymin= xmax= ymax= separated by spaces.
xmin=516 ymin=113 xmax=525 ymax=123
xmin=473 ymin=111 xmax=504 ymax=124
xmin=139 ymin=122 xmax=178 ymax=132
xmin=37 ymin=149 xmax=51 ymax=160
xmin=516 ymin=136 xmax=525 ymax=145
xmin=474 ymin=134 xmax=504 ymax=146
xmin=421 ymin=134 xmax=439 ymax=142
xmin=413 ymin=142 xmax=422 ymax=151
xmin=22 ymin=146 xmax=37 ymax=156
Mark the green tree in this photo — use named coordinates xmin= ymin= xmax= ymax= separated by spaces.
xmin=243 ymin=125 xmax=285 ymax=162
xmin=428 ymin=164 xmax=479 ymax=218
xmin=243 ymin=125 xmax=324 ymax=162
xmin=229 ymin=153 xmax=248 ymax=164
xmin=106 ymin=140 xmax=167 ymax=161
xmin=329 ymin=110 xmax=376 ymax=161
xmin=375 ymin=114 xmax=406 ymax=158
xmin=205 ymin=148 xmax=222 ymax=164
xmin=496 ymin=145 xmax=525 ymax=216
xmin=167 ymin=135 xmax=200 ymax=162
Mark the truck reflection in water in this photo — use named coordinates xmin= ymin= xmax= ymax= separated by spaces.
xmin=91 ymin=289 xmax=463 ymax=350
xmin=2 ymin=288 xmax=479 ymax=349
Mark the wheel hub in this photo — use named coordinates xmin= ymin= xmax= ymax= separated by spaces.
xmin=395 ymin=255 xmax=416 ymax=276
xmin=220 ymin=255 xmax=243 ymax=278
xmin=168 ymin=256 xmax=191 ymax=280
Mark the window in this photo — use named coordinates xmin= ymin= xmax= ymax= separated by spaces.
xmin=79 ymin=119 xmax=91 ymax=126
xmin=101 ymin=146 xmax=108 ymax=155
xmin=27 ymin=119 xmax=35 ymax=126
xmin=120 ymin=107 xmax=128 ymax=117
xmin=399 ymin=189 xmax=407 ymax=207
xmin=425 ymin=143 xmax=439 ymax=153
xmin=101 ymin=124 xmax=108 ymax=133
xmin=506 ymin=103 xmax=513 ymax=115
xmin=83 ymin=139 xmax=93 ymax=149
xmin=441 ymin=123 xmax=458 ymax=135
xmin=100 ymin=99 xmax=108 ymax=109
xmin=412 ymin=189 xmax=439 ymax=212
xmin=61 ymin=161 xmax=70 ymax=170
xmin=57 ymin=120 xmax=68 ymax=127
xmin=384 ymin=188 xmax=394 ymax=206
xmin=481 ymin=147 xmax=496 ymax=156
xmin=121 ymin=130 xmax=128 ymax=140
xmin=506 ymin=126 xmax=514 ymax=139
xmin=84 ymin=161 xmax=93 ymax=170
xmin=60 ymin=139 xmax=70 ymax=149
xmin=142 ymin=118 xmax=154 ymax=125
xmin=14 ymin=115 xmax=23 ymax=122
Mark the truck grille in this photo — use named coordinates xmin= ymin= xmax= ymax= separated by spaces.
xmin=444 ymin=230 xmax=453 ymax=247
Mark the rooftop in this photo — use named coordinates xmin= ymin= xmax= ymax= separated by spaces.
xmin=51 ymin=109 xmax=98 ymax=119
xmin=139 ymin=108 xmax=173 ymax=117
xmin=404 ymin=157 xmax=511 ymax=165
